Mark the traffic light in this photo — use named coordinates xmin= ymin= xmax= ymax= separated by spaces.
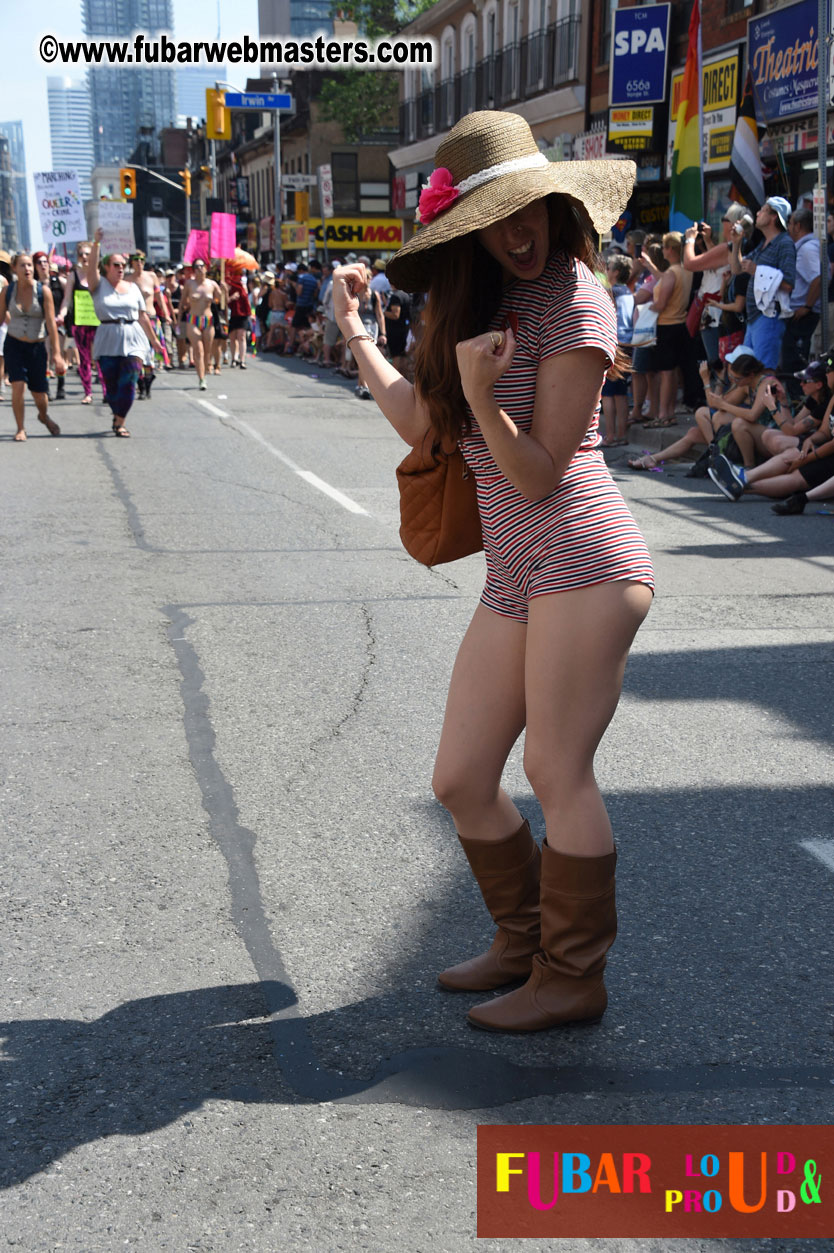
xmin=205 ymin=88 xmax=230 ymax=141
xmin=200 ymin=166 xmax=213 ymax=194
xmin=180 ymin=169 xmax=191 ymax=197
xmin=119 ymin=168 xmax=136 ymax=200
xmin=295 ymin=190 xmax=309 ymax=221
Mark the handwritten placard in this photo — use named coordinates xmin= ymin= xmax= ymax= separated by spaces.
xmin=33 ymin=171 xmax=86 ymax=244
xmin=98 ymin=201 xmax=136 ymax=254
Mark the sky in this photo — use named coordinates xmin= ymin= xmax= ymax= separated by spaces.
xmin=1 ymin=0 xmax=258 ymax=248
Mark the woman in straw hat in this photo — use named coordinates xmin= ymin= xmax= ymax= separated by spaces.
xmin=333 ymin=111 xmax=654 ymax=1034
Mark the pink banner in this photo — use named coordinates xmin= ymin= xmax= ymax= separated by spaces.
xmin=183 ymin=230 xmax=209 ymax=265
xmin=210 ymin=212 xmax=236 ymax=259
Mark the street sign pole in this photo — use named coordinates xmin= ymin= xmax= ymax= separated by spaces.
xmin=217 ymin=85 xmax=294 ymax=266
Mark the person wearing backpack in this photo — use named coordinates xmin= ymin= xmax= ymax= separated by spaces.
xmin=1 ymin=252 xmax=65 ymax=441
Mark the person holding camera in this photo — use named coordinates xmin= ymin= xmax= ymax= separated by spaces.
xmin=730 ymin=197 xmax=795 ymax=369
xmin=682 ymin=205 xmax=753 ymax=362
xmin=757 ymin=363 xmax=831 ymax=457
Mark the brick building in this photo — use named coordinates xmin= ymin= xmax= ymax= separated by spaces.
xmin=391 ymin=0 xmax=833 ymax=237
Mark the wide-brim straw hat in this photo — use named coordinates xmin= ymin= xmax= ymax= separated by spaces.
xmin=387 ymin=110 xmax=636 ymax=293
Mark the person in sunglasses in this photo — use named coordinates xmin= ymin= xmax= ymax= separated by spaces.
xmin=85 ymin=229 xmax=162 ymax=436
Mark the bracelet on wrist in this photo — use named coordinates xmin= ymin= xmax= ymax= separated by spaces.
xmin=345 ymin=332 xmax=374 ymax=351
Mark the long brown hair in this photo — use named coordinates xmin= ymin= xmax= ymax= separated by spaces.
xmin=414 ymin=194 xmax=603 ymax=443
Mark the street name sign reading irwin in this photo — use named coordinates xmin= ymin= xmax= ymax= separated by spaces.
xmin=477 ymin=1125 xmax=830 ymax=1237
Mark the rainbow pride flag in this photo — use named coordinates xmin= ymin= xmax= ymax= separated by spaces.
xmin=669 ymin=0 xmax=703 ymax=232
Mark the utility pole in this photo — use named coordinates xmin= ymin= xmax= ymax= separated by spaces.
xmin=817 ymin=0 xmax=830 ymax=347
xmin=273 ymin=74 xmax=283 ymax=264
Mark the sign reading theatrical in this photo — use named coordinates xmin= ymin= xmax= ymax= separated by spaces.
xmin=610 ymin=4 xmax=672 ymax=106
xmin=748 ymin=0 xmax=820 ymax=124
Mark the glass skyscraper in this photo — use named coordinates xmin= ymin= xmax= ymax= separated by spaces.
xmin=0 ymin=121 xmax=30 ymax=252
xmin=47 ymin=78 xmax=94 ymax=202
xmin=83 ymin=0 xmax=177 ymax=165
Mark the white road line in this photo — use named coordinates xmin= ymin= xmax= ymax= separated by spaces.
xmin=231 ymin=418 xmax=369 ymax=515
xmin=198 ymin=399 xmax=230 ymax=418
xmin=800 ymin=840 xmax=834 ymax=874
xmin=296 ymin=470 xmax=369 ymax=515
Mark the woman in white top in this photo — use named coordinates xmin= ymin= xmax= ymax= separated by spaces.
xmin=86 ymin=228 xmax=161 ymax=437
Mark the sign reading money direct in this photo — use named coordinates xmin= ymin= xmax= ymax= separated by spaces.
xmin=33 ymin=170 xmax=86 ymax=243
xmin=610 ymin=4 xmax=671 ymax=106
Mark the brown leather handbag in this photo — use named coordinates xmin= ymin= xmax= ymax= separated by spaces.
xmin=396 ymin=431 xmax=483 ymax=567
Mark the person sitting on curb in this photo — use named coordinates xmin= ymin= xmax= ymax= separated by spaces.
xmin=757 ymin=363 xmax=831 ymax=457
xmin=699 ymin=350 xmax=776 ymax=469
xmin=708 ymin=351 xmax=834 ymax=504
xmin=627 ymin=349 xmax=749 ymax=472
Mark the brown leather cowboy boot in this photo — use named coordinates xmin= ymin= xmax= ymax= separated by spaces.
xmin=438 ymin=819 xmax=541 ymax=991
xmin=466 ymin=842 xmax=617 ymax=1031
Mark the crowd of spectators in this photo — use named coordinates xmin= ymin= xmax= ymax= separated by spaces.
xmin=602 ymin=196 xmax=834 ymax=517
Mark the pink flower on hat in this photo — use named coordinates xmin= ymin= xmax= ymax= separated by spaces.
xmin=416 ymin=168 xmax=459 ymax=225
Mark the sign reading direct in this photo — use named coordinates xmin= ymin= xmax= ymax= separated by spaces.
xmin=610 ymin=3 xmax=672 ymax=106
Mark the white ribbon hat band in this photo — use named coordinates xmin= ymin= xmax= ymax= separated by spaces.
xmin=422 ymin=152 xmax=550 ymax=198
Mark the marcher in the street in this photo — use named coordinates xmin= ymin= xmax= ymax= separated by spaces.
xmin=127 ymin=251 xmax=162 ymax=400
xmin=57 ymin=241 xmax=105 ymax=404
xmin=86 ymin=229 xmax=161 ymax=436
xmin=1 ymin=252 xmax=65 ymax=441
xmin=179 ymin=259 xmax=222 ymax=390
xmin=332 ymin=110 xmax=653 ymax=1034
xmin=0 ymin=248 xmax=13 ymax=402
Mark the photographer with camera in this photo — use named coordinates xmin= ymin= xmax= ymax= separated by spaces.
xmin=683 ymin=205 xmax=753 ymax=362
xmin=730 ymin=196 xmax=795 ymax=369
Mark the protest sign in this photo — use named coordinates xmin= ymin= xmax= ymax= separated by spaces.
xmin=210 ymin=213 xmax=236 ymax=259
xmin=33 ymin=171 xmax=86 ymax=244
xmin=98 ymin=201 xmax=135 ymax=254
xmin=183 ymin=230 xmax=210 ymax=265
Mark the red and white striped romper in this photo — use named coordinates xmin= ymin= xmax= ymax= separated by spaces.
xmin=458 ymin=249 xmax=655 ymax=623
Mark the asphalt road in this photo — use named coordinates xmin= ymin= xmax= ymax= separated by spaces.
xmin=2 ymin=353 xmax=833 ymax=1252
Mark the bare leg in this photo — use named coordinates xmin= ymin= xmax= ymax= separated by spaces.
xmin=762 ymin=428 xmax=799 ymax=457
xmin=186 ymin=325 xmax=205 ymax=382
xmin=645 ymin=424 xmax=706 ymax=466
xmin=614 ymin=394 xmax=628 ymax=441
xmin=744 ymin=470 xmax=809 ymax=498
xmin=200 ymin=325 xmax=215 ymax=380
xmin=523 ymin=581 xmax=652 ymax=856
xmin=27 ymin=389 xmax=59 ymax=435
xmin=629 ymin=372 xmax=646 ymax=421
xmin=731 ymin=418 xmax=770 ymax=468
xmin=645 ymin=372 xmax=660 ymax=420
xmin=658 ymin=369 xmax=677 ymax=421
xmin=11 ymin=379 xmax=26 ymax=438
xmin=432 ymin=604 xmax=527 ymax=842
xmin=601 ymin=396 xmax=616 ymax=442
xmin=233 ymin=328 xmax=247 ymax=366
